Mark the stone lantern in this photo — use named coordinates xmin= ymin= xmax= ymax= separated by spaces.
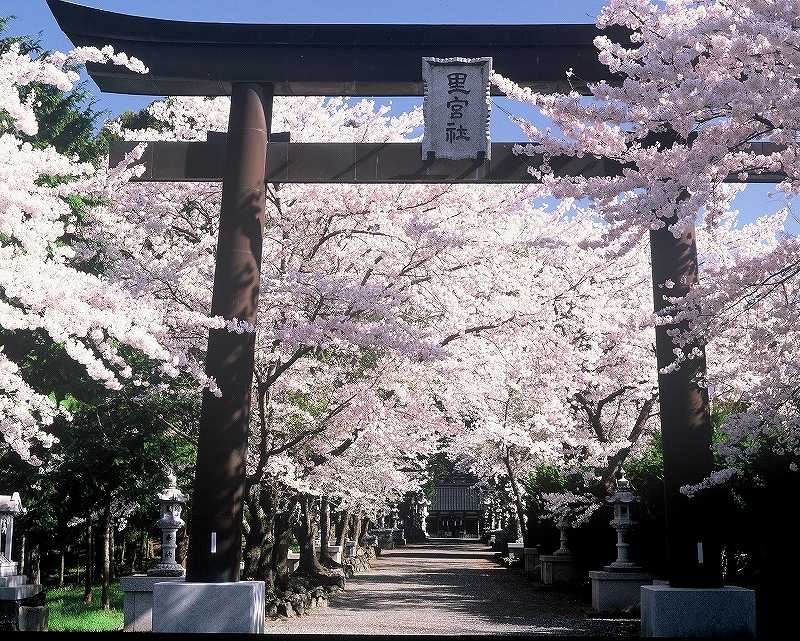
xmin=148 ymin=471 xmax=188 ymax=577
xmin=540 ymin=516 xmax=578 ymax=585
xmin=1 ymin=492 xmax=44 ymax=625
xmin=121 ymin=472 xmax=188 ymax=631
xmin=589 ymin=473 xmax=653 ymax=612
xmin=606 ymin=473 xmax=639 ymax=571
xmin=0 ymin=492 xmax=22 ymax=577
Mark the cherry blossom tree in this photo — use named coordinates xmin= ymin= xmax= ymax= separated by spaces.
xmin=490 ymin=0 xmax=800 ymax=486
xmin=0 ymin=40 xmax=204 ymax=463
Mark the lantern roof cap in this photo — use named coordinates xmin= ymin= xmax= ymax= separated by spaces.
xmin=157 ymin=470 xmax=188 ymax=503
xmin=607 ymin=473 xmax=638 ymax=504
xmin=0 ymin=492 xmax=22 ymax=514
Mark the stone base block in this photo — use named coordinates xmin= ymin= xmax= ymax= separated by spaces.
xmin=640 ymin=584 xmax=756 ymax=638
xmin=507 ymin=542 xmax=524 ymax=563
xmin=589 ymin=570 xmax=652 ymax=612
xmin=0 ymin=562 xmax=18 ymax=577
xmin=0 ymin=584 xmax=42 ymax=601
xmin=325 ymin=546 xmax=342 ymax=564
xmin=540 ymin=554 xmax=579 ymax=585
xmin=121 ymin=575 xmax=184 ymax=632
xmin=0 ymin=575 xmax=26 ymax=588
xmin=153 ymin=581 xmax=265 ymax=633
xmin=524 ymin=548 xmax=540 ymax=579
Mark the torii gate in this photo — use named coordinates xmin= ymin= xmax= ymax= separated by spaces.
xmin=49 ymin=0 xmax=780 ymax=590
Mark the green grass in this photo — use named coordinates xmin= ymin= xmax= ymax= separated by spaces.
xmin=46 ymin=582 xmax=124 ymax=632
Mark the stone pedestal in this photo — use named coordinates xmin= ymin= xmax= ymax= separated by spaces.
xmin=0 ymin=584 xmax=42 ymax=601
xmin=152 ymin=581 xmax=265 ymax=633
xmin=121 ymin=575 xmax=184 ymax=632
xmin=640 ymin=584 xmax=756 ymax=638
xmin=326 ymin=545 xmax=342 ymax=564
xmin=0 ymin=575 xmax=25 ymax=587
xmin=523 ymin=547 xmax=540 ymax=579
xmin=507 ymin=542 xmax=524 ymax=563
xmin=589 ymin=570 xmax=652 ymax=611
xmin=540 ymin=554 xmax=579 ymax=586
xmin=287 ymin=552 xmax=300 ymax=574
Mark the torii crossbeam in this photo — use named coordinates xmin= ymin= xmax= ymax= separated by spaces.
xmin=48 ymin=0 xmax=774 ymax=590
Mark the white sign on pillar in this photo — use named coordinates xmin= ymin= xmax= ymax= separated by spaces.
xmin=422 ymin=57 xmax=492 ymax=160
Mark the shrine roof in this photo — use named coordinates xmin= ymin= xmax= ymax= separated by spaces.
xmin=47 ymin=0 xmax=624 ymax=97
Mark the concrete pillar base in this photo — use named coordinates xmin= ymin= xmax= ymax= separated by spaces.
xmin=121 ymin=575 xmax=184 ymax=632
xmin=589 ymin=570 xmax=652 ymax=611
xmin=523 ymin=547 xmax=540 ymax=579
xmin=540 ymin=554 xmax=579 ymax=585
xmin=640 ymin=584 xmax=756 ymax=638
xmin=153 ymin=581 xmax=265 ymax=633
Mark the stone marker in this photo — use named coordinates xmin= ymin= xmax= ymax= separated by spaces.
xmin=122 ymin=472 xmax=187 ymax=632
xmin=523 ymin=546 xmax=541 ymax=580
xmin=589 ymin=475 xmax=653 ymax=611
xmin=540 ymin=519 xmax=579 ymax=585
xmin=153 ymin=580 xmax=265 ymax=633
xmin=640 ymin=584 xmax=756 ymax=638
xmin=0 ymin=492 xmax=44 ymax=631
xmin=18 ymin=605 xmax=48 ymax=631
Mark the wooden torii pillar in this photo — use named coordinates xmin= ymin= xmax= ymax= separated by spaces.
xmin=49 ymin=0 xmax=782 ymax=588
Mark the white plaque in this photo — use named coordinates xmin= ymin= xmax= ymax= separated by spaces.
xmin=422 ymin=56 xmax=492 ymax=160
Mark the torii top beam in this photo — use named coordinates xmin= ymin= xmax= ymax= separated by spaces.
xmin=47 ymin=0 xmax=623 ymax=96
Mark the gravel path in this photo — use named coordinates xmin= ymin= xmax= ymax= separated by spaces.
xmin=265 ymin=541 xmax=639 ymax=636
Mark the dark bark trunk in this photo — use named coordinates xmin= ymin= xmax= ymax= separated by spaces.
xmin=83 ymin=519 xmax=93 ymax=605
xmin=357 ymin=516 xmax=370 ymax=545
xmin=101 ymin=496 xmax=111 ymax=610
xmin=295 ymin=496 xmax=327 ymax=576
xmin=110 ymin=521 xmax=116 ymax=580
xmin=242 ymin=484 xmax=276 ymax=592
xmin=19 ymin=534 xmax=25 ymax=576
xmin=351 ymin=511 xmax=365 ymax=546
xmin=130 ymin=534 xmax=138 ymax=573
xmin=30 ymin=543 xmax=41 ymax=585
xmin=272 ymin=509 xmax=291 ymax=592
xmin=58 ymin=548 xmax=65 ymax=588
xmin=504 ymin=454 xmax=528 ymax=546
xmin=335 ymin=509 xmax=351 ymax=547
xmin=177 ymin=523 xmax=189 ymax=570
xmin=319 ymin=497 xmax=330 ymax=560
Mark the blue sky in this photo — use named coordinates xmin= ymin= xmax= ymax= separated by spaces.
xmin=6 ymin=0 xmax=797 ymax=231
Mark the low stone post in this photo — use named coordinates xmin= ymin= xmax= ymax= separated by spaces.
xmin=0 ymin=493 xmax=44 ymax=631
xmin=540 ymin=518 xmax=579 ymax=586
xmin=0 ymin=493 xmax=22 ymax=577
xmin=148 ymin=471 xmax=188 ymax=577
xmin=121 ymin=472 xmax=186 ymax=632
xmin=589 ymin=475 xmax=652 ymax=612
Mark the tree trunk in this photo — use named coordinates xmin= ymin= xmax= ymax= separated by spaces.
xmin=272 ymin=509 xmax=291 ymax=592
xmin=110 ymin=522 xmax=116 ymax=580
xmin=101 ymin=496 xmax=112 ymax=610
xmin=358 ymin=516 xmax=370 ymax=545
xmin=504 ymin=454 xmax=528 ymax=546
xmin=83 ymin=520 xmax=93 ymax=605
xmin=242 ymin=484 xmax=276 ymax=591
xmin=19 ymin=534 xmax=25 ymax=576
xmin=140 ymin=529 xmax=148 ymax=569
xmin=319 ymin=498 xmax=331 ymax=560
xmin=130 ymin=534 xmax=138 ymax=573
xmin=30 ymin=543 xmax=41 ymax=585
xmin=351 ymin=511 xmax=365 ymax=546
xmin=295 ymin=496 xmax=327 ymax=576
xmin=58 ymin=548 xmax=65 ymax=587
xmin=120 ymin=535 xmax=126 ymax=572
xmin=335 ymin=509 xmax=351 ymax=547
